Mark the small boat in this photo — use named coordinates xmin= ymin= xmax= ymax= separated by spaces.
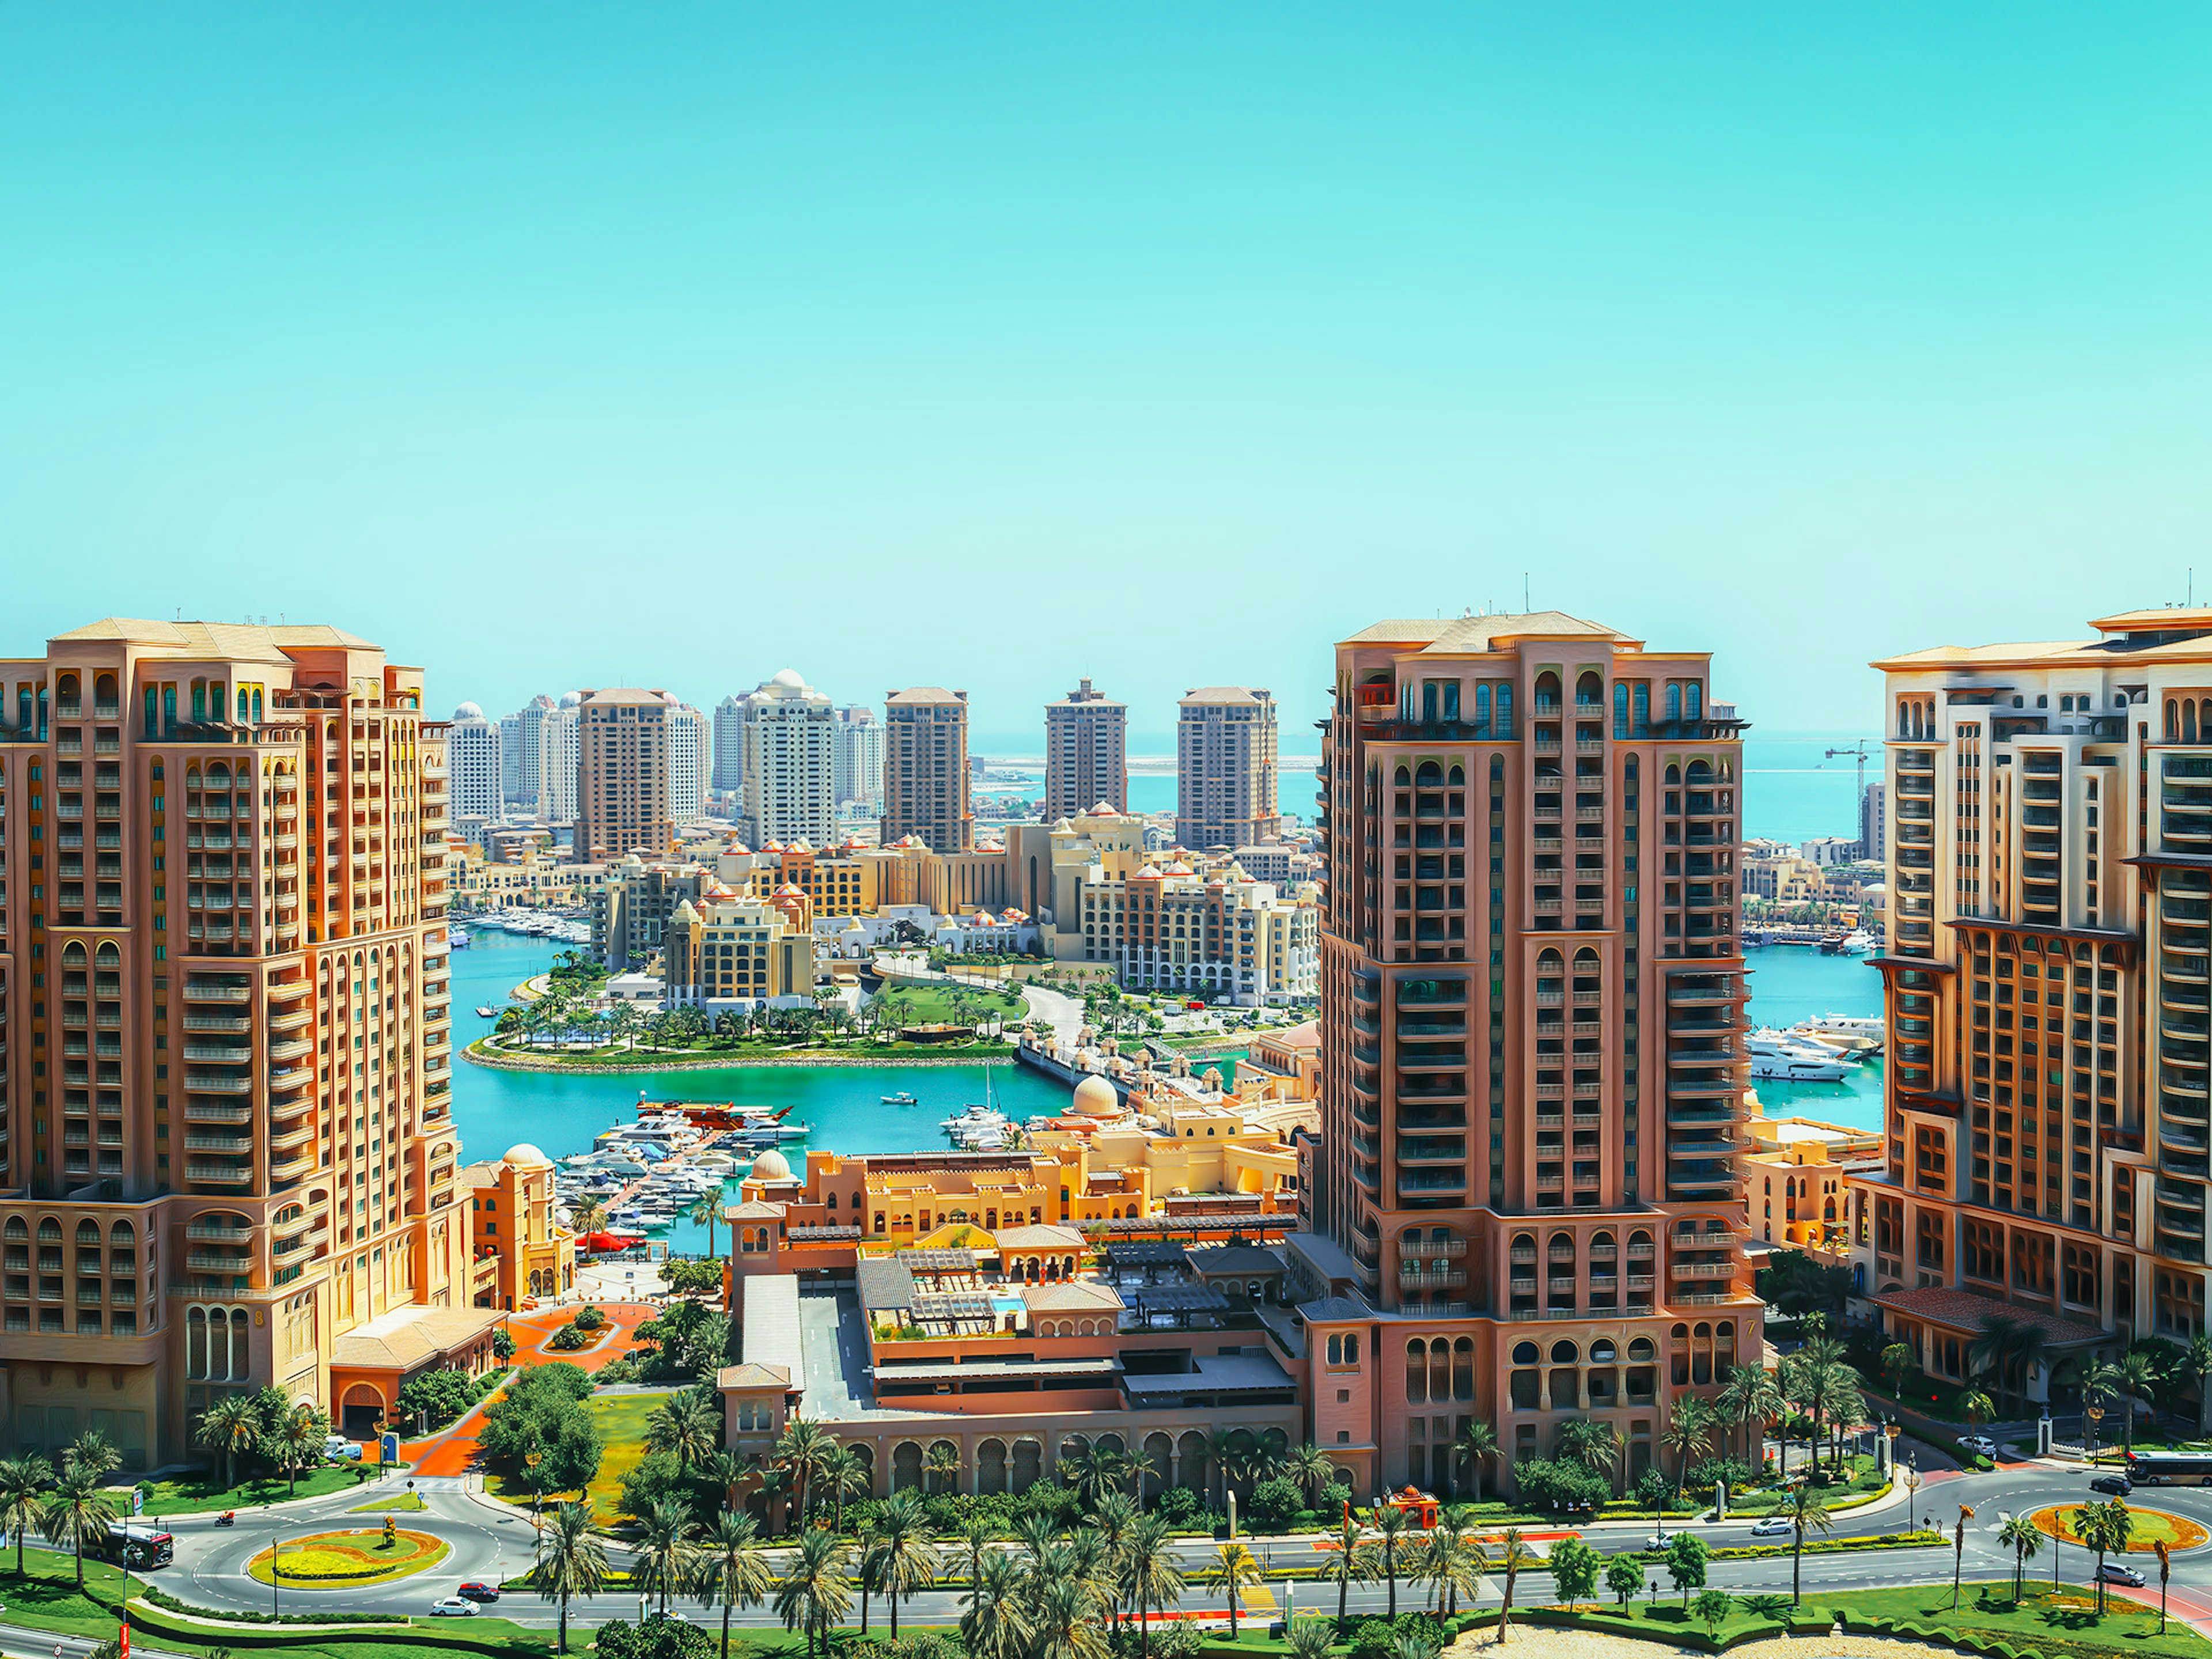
xmin=476 ymin=1005 xmax=499 ymax=1018
xmin=882 ymin=1092 xmax=918 ymax=1105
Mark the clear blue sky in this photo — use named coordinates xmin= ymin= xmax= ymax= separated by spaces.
xmin=3 ymin=5 xmax=2208 ymax=753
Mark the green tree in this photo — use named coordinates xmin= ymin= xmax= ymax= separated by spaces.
xmin=534 ymin=1499 xmax=610 ymax=1654
xmin=196 ymin=1394 xmax=263 ymax=1489
xmin=1122 ymin=1513 xmax=1187 ymax=1659
xmin=0 ymin=1455 xmax=53 ymax=1577
xmin=1604 ymin=1552 xmax=1646 ymax=1607
xmin=1781 ymin=1483 xmax=1833 ymax=1606
xmin=2073 ymin=1498 xmax=2133 ymax=1615
xmin=1282 ymin=1441 xmax=1337 ymax=1508
xmin=698 ymin=1512 xmax=774 ymax=1659
xmin=1455 ymin=1420 xmax=1500 ymax=1502
xmin=1548 ymin=1536 xmax=1600 ymax=1611
xmin=1558 ymin=1418 xmax=1623 ymax=1493
xmin=1475 ymin=1527 xmax=1535 ymax=1645
xmin=1213 ymin=1540 xmax=1262 ymax=1639
xmin=1369 ymin=1503 xmax=1411 ymax=1618
xmin=2180 ymin=1333 xmax=2212 ymax=1438
xmin=634 ymin=1496 xmax=702 ymax=1615
xmin=924 ymin=1441 xmax=963 ymax=1498
xmin=774 ymin=1418 xmax=835 ymax=1533
xmin=273 ymin=1403 xmax=331 ymax=1495
xmin=1414 ymin=1510 xmax=1480 ymax=1619
xmin=1998 ymin=1514 xmax=2043 ymax=1604
xmin=687 ymin=1191 xmax=725 ymax=1261
xmin=772 ymin=1527 xmax=854 ymax=1659
xmin=961 ymin=1550 xmax=1032 ymax=1659
xmin=1881 ymin=1342 xmax=1915 ymax=1397
xmin=1661 ymin=1398 xmax=1715 ymax=1506
xmin=38 ymin=1471 xmax=118 ymax=1590
xmin=1319 ymin=1512 xmax=1377 ymax=1637
xmin=866 ymin=1488 xmax=940 ymax=1639
xmin=1664 ymin=1532 xmax=1709 ymax=1607
xmin=645 ymin=1391 xmax=724 ymax=1476
xmin=1635 ymin=1467 xmax=1673 ymax=1532
xmin=1287 ymin=1618 xmax=1338 ymax=1659
xmin=819 ymin=1444 xmax=870 ymax=1533
xmin=1717 ymin=1365 xmax=1781 ymax=1468
xmin=1693 ymin=1588 xmax=1734 ymax=1640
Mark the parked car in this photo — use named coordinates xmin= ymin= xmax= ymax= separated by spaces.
xmin=1748 ymin=1517 xmax=1794 ymax=1538
xmin=2090 ymin=1474 xmax=2134 ymax=1496
xmin=430 ymin=1597 xmax=481 ymax=1617
xmin=457 ymin=1582 xmax=501 ymax=1603
xmin=323 ymin=1436 xmax=364 ymax=1463
xmin=1957 ymin=1434 xmax=1997 ymax=1457
xmin=2096 ymin=1562 xmax=2146 ymax=1588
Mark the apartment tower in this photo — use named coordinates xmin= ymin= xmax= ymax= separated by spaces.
xmin=1176 ymin=687 xmax=1281 ymax=851
xmin=737 ymin=670 xmax=837 ymax=848
xmin=668 ymin=702 xmax=709 ymax=828
xmin=574 ymin=689 xmax=675 ymax=862
xmin=1844 ymin=607 xmax=2212 ymax=1374
xmin=0 ymin=618 xmax=490 ymax=1468
xmin=1302 ymin=611 xmax=1758 ymax=1494
xmin=712 ymin=695 xmax=748 ymax=796
xmin=1044 ymin=679 xmax=1128 ymax=820
xmin=448 ymin=702 xmax=502 ymax=824
xmin=882 ymin=688 xmax=972 ymax=854
xmin=834 ymin=705 xmax=884 ymax=813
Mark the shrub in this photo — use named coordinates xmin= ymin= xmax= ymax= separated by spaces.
xmin=618 ymin=1449 xmax=696 ymax=1524
xmin=478 ymin=1362 xmax=601 ymax=1491
xmin=596 ymin=1613 xmax=713 ymax=1659
xmin=573 ymin=1305 xmax=607 ymax=1331
xmin=491 ymin=1327 xmax=517 ymax=1361
xmin=1513 ymin=1456 xmax=1611 ymax=1513
xmin=1688 ymin=1457 xmax=1754 ymax=1497
xmin=1350 ymin=1618 xmax=1401 ymax=1659
xmin=1156 ymin=1486 xmax=1204 ymax=1526
xmin=1247 ymin=1476 xmax=1303 ymax=1533
xmin=547 ymin=1325 xmax=593 ymax=1351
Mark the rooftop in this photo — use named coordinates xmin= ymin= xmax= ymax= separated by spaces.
xmin=740 ymin=1275 xmax=808 ymax=1390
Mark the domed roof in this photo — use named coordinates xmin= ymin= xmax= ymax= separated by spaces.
xmin=1089 ymin=801 xmax=1118 ymax=816
xmin=1072 ymin=1074 xmax=1119 ymax=1116
xmin=454 ymin=701 xmax=484 ymax=720
xmin=558 ymin=691 xmax=583 ymax=709
xmin=749 ymin=1148 xmax=793 ymax=1181
xmin=770 ymin=668 xmax=806 ymax=689
xmin=503 ymin=1142 xmax=552 ymax=1169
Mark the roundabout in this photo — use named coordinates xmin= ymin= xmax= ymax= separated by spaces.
xmin=2030 ymin=1503 xmax=2210 ymax=1554
xmin=247 ymin=1527 xmax=450 ymax=1588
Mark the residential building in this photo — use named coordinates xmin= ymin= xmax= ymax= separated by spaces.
xmin=574 ymin=688 xmax=675 ymax=862
xmin=736 ymin=671 xmax=837 ymax=848
xmin=498 ymin=711 xmax=523 ymax=806
xmin=668 ymin=702 xmax=709 ymax=829
xmin=513 ymin=694 xmax=556 ymax=816
xmin=1801 ymin=835 xmax=1859 ymax=866
xmin=1860 ymin=781 xmax=1887 ymax=863
xmin=1306 ymin=610 xmax=1760 ymax=1492
xmin=882 ymin=688 xmax=971 ymax=854
xmin=712 ymin=695 xmax=748 ymax=796
xmin=1844 ymin=606 xmax=2212 ymax=1394
xmin=1176 ymin=687 xmax=1280 ymax=851
xmin=833 ymin=705 xmax=883 ymax=812
xmin=543 ymin=693 xmax=581 ymax=823
xmin=0 ymin=617 xmax=499 ymax=1468
xmin=461 ymin=1142 xmax=576 ymax=1311
xmin=1044 ymin=678 xmax=1128 ymax=820
xmin=662 ymin=889 xmax=819 ymax=1009
xmin=592 ymin=857 xmax=710 ymax=968
xmin=448 ymin=702 xmax=502 ymax=823
xmin=1744 ymin=1108 xmax=1881 ymax=1259
xmin=452 ymin=846 xmax=607 ymax=913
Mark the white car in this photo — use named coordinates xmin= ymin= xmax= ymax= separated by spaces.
xmin=1957 ymin=1435 xmax=1998 ymax=1457
xmin=1748 ymin=1517 xmax=1793 ymax=1538
xmin=430 ymin=1598 xmax=480 ymax=1617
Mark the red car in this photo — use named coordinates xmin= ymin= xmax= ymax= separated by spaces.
xmin=1184 ymin=999 xmax=1206 ymax=1010
xmin=457 ymin=1582 xmax=501 ymax=1603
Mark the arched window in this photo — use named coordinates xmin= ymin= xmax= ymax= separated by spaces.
xmin=1685 ymin=683 xmax=1702 ymax=721
xmin=1550 ymin=1339 xmax=1580 ymax=1364
xmin=1474 ymin=684 xmax=1490 ymax=732
xmin=1495 ymin=684 xmax=1513 ymax=737
xmin=1613 ymin=681 xmax=1629 ymax=737
xmin=1576 ymin=671 xmax=1603 ymax=707
xmin=1406 ymin=1339 xmax=1428 ymax=1403
xmin=237 ymin=687 xmax=250 ymax=722
xmin=1512 ymin=1340 xmax=1540 ymax=1365
xmin=1665 ymin=684 xmax=1682 ymax=725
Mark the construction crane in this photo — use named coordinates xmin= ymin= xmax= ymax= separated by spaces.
xmin=1824 ymin=740 xmax=1873 ymax=801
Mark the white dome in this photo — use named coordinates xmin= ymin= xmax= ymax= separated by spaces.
xmin=558 ymin=691 xmax=583 ymax=709
xmin=770 ymin=668 xmax=806 ymax=689
xmin=1072 ymin=1074 xmax=1119 ymax=1116
xmin=454 ymin=702 xmax=484 ymax=721
xmin=503 ymin=1142 xmax=552 ymax=1169
xmin=749 ymin=1148 xmax=793 ymax=1181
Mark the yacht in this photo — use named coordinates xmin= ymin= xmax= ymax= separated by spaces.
xmin=1744 ymin=1029 xmax=1854 ymax=1083
xmin=1795 ymin=1012 xmax=1885 ymax=1052
xmin=881 ymin=1091 xmax=918 ymax=1106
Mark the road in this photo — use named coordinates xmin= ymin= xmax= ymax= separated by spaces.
xmin=107 ymin=1458 xmax=2212 ymax=1633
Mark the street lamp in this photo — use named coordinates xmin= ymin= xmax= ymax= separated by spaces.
xmin=525 ymin=1451 xmax=546 ymax=1541
xmin=1884 ymin=1421 xmax=1900 ymax=1479
xmin=1902 ymin=1453 xmax=1922 ymax=1533
xmin=2087 ymin=1404 xmax=2105 ymax=1468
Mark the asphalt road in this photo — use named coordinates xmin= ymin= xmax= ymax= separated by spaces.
xmin=112 ymin=1460 xmax=2208 ymax=1633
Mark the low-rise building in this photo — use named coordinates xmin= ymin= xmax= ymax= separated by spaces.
xmin=460 ymin=1143 xmax=578 ymax=1310
xmin=662 ymin=890 xmax=819 ymax=1010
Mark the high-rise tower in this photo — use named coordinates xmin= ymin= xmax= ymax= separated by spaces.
xmin=574 ymin=689 xmax=674 ymax=861
xmin=448 ymin=702 xmax=502 ymax=824
xmin=882 ymin=688 xmax=971 ymax=854
xmin=1045 ymin=679 xmax=1128 ymax=820
xmin=737 ymin=671 xmax=837 ymax=847
xmin=1176 ymin=687 xmax=1280 ymax=850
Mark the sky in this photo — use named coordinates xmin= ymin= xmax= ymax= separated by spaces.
xmin=3 ymin=5 xmax=2209 ymax=755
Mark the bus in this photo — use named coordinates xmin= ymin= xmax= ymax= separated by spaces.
xmin=97 ymin=1524 xmax=173 ymax=1569
xmin=2124 ymin=1453 xmax=2212 ymax=1487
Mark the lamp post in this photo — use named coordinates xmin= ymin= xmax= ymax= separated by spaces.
xmin=2088 ymin=1404 xmax=2105 ymax=1469
xmin=525 ymin=1451 xmax=546 ymax=1542
xmin=1902 ymin=1453 xmax=1921 ymax=1534
xmin=1884 ymin=1421 xmax=1900 ymax=1480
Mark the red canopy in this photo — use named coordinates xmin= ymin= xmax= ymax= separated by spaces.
xmin=579 ymin=1230 xmax=645 ymax=1251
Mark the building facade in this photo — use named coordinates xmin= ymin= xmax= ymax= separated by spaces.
xmin=1310 ymin=611 xmax=1759 ymax=1488
xmin=1045 ymin=679 xmax=1128 ymax=820
xmin=448 ymin=703 xmax=502 ymax=823
xmin=1845 ymin=607 xmax=2212 ymax=1392
xmin=668 ymin=703 xmax=709 ymax=829
xmin=882 ymin=688 xmax=972 ymax=854
xmin=738 ymin=671 xmax=837 ymax=849
xmin=574 ymin=688 xmax=675 ymax=862
xmin=0 ymin=618 xmax=498 ymax=1468
xmin=713 ymin=695 xmax=747 ymax=796
xmin=1176 ymin=687 xmax=1281 ymax=851
xmin=498 ymin=711 xmax=523 ymax=806
xmin=1860 ymin=781 xmax=1887 ymax=865
xmin=834 ymin=705 xmax=884 ymax=813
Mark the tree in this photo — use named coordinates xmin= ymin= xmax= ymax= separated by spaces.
xmin=1635 ymin=1468 xmax=1673 ymax=1535
xmin=1997 ymin=1515 xmax=2042 ymax=1604
xmin=1123 ymin=1513 xmax=1187 ymax=1659
xmin=274 ymin=1403 xmax=331 ymax=1495
xmin=2112 ymin=1351 xmax=2162 ymax=1455
xmin=1288 ymin=1618 xmax=1338 ymax=1659
xmin=1693 ymin=1588 xmax=1734 ymax=1641
xmin=1781 ymin=1483 xmax=1833 ymax=1605
xmin=2074 ymin=1498 xmax=2133 ymax=1616
xmin=1968 ymin=1314 xmax=2050 ymax=1419
xmin=1959 ymin=1388 xmax=1997 ymax=1449
xmin=1661 ymin=1399 xmax=1715 ymax=1506
xmin=65 ymin=1430 xmax=120 ymax=1487
xmin=0 ymin=1455 xmax=52 ymax=1578
xmin=961 ymin=1550 xmax=1032 ymax=1659
xmin=634 ymin=1497 xmax=702 ymax=1615
xmin=773 ymin=1527 xmax=854 ymax=1659
xmin=1213 ymin=1541 xmax=1262 ymax=1639
xmin=925 ymin=1441 xmax=963 ymax=1498
xmin=37 ymin=1472 xmax=116 ymax=1590
xmin=535 ymin=1499 xmax=610 ymax=1654
xmin=2180 ymin=1333 xmax=2212 ymax=1437
xmin=1558 ymin=1418 xmax=1623 ymax=1493
xmin=1031 ymin=1567 xmax=1111 ymax=1659
xmin=1664 ymin=1532 xmax=1709 ymax=1607
xmin=1415 ymin=1512 xmax=1480 ymax=1619
xmin=196 ymin=1394 xmax=263 ymax=1489
xmin=1455 ymin=1420 xmax=1500 ymax=1502
xmin=1476 ymin=1528 xmax=1535 ymax=1643
xmin=1605 ymin=1552 xmax=1646 ymax=1607
xmin=867 ymin=1490 xmax=940 ymax=1639
xmin=645 ymin=1391 xmax=724 ymax=1476
xmin=696 ymin=1512 xmax=774 ymax=1659
xmin=1881 ymin=1342 xmax=1915 ymax=1397
xmin=1548 ymin=1536 xmax=1600 ymax=1611
xmin=819 ymin=1445 xmax=870 ymax=1533
xmin=1319 ymin=1513 xmax=1378 ymax=1636
xmin=775 ymin=1419 xmax=835 ymax=1533
xmin=1369 ymin=1503 xmax=1411 ymax=1618
xmin=1282 ymin=1442 xmax=1337 ymax=1509
xmin=1717 ymin=1365 xmax=1781 ymax=1468
xmin=664 ymin=1258 xmax=725 ymax=1298
xmin=688 ymin=1191 xmax=726 ymax=1262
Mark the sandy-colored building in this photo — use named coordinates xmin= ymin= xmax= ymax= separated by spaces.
xmin=734 ymin=671 xmax=837 ymax=849
xmin=0 ymin=618 xmax=499 ymax=1467
xmin=1744 ymin=1108 xmax=1881 ymax=1257
xmin=461 ymin=1142 xmax=577 ymax=1310
xmin=882 ymin=688 xmax=972 ymax=855
xmin=1044 ymin=679 xmax=1128 ymax=821
xmin=662 ymin=889 xmax=818 ymax=1009
xmin=1844 ymin=606 xmax=2212 ymax=1397
xmin=1176 ymin=686 xmax=1281 ymax=851
xmin=575 ymin=688 xmax=675 ymax=863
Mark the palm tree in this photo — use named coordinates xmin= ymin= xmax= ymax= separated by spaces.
xmin=1319 ymin=1512 xmax=1378 ymax=1635
xmin=1997 ymin=1514 xmax=2043 ymax=1604
xmin=2181 ymin=1333 xmax=2212 ymax=1437
xmin=1881 ymin=1341 xmax=1915 ymax=1397
xmin=1969 ymin=1315 xmax=2049 ymax=1419
xmin=1455 ymin=1421 xmax=1499 ymax=1502
xmin=1475 ymin=1527 xmax=1536 ymax=1644
xmin=633 ymin=1497 xmax=701 ymax=1615
xmin=647 ymin=1392 xmax=725 ymax=1476
xmin=1089 ymin=1493 xmax=1139 ymax=1630
xmin=1287 ymin=1618 xmax=1337 ymax=1659
xmin=774 ymin=1527 xmax=855 ymax=1659
xmin=1122 ymin=1513 xmax=1185 ymax=1659
xmin=961 ymin=1550 xmax=1032 ymax=1659
xmin=534 ymin=1499 xmax=610 ymax=1654
xmin=1212 ymin=1541 xmax=1262 ymax=1639
xmin=1823 ymin=1370 xmax=1866 ymax=1472
xmin=196 ymin=1393 xmax=262 ymax=1489
xmin=2075 ymin=1498 xmax=2134 ymax=1615
xmin=1030 ymin=1570 xmax=1111 ymax=1659
xmin=699 ymin=1512 xmax=774 ymax=1659
xmin=1717 ymin=1366 xmax=1781 ymax=1471
xmin=1559 ymin=1419 xmax=1623 ymax=1493
xmin=63 ymin=1430 xmax=120 ymax=1486
xmin=1781 ymin=1482 xmax=1834 ymax=1606
xmin=1661 ymin=1398 xmax=1715 ymax=1506
xmin=1203 ymin=1427 xmax=1237 ymax=1512
xmin=0 ymin=1455 xmax=53 ymax=1577
xmin=1791 ymin=1336 xmax=1846 ymax=1472
xmin=925 ymin=1441 xmax=963 ymax=1498
xmin=275 ymin=1404 xmax=328 ymax=1495
xmin=38 ymin=1472 xmax=118 ymax=1590
xmin=819 ymin=1445 xmax=869 ymax=1532
xmin=1414 ymin=1511 xmax=1479 ymax=1618
xmin=957 ymin=1512 xmax=998 ymax=1592
xmin=2112 ymin=1351 xmax=2162 ymax=1455
xmin=1959 ymin=1387 xmax=1997 ymax=1449
xmin=774 ymin=1418 xmax=835 ymax=1533
xmin=867 ymin=1489 xmax=940 ymax=1639
xmin=688 ymin=1190 xmax=726 ymax=1263
xmin=1285 ymin=1444 xmax=1338 ymax=1512
xmin=1369 ymin=1503 xmax=1411 ymax=1618
xmin=569 ymin=1196 xmax=609 ymax=1241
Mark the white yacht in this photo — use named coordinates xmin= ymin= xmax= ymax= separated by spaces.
xmin=1795 ymin=1012 xmax=1885 ymax=1052
xmin=1744 ymin=1029 xmax=1854 ymax=1083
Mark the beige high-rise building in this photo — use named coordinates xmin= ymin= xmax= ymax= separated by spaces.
xmin=0 ymin=618 xmax=497 ymax=1469
xmin=574 ymin=688 xmax=675 ymax=862
xmin=1176 ymin=686 xmax=1280 ymax=850
xmin=1302 ymin=611 xmax=1759 ymax=1493
xmin=1044 ymin=679 xmax=1128 ymax=820
xmin=881 ymin=688 xmax=971 ymax=854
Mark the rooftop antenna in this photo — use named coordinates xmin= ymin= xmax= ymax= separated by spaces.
xmin=1523 ymin=573 xmax=1530 ymax=611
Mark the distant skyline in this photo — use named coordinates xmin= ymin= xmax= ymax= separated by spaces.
xmin=5 ymin=5 xmax=2209 ymax=739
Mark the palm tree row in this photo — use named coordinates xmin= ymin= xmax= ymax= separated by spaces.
xmin=0 ymin=1430 xmax=124 ymax=1590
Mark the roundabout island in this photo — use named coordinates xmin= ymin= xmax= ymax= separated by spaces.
xmin=248 ymin=1527 xmax=451 ymax=1588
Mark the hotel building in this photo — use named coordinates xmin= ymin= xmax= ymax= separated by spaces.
xmin=1044 ymin=679 xmax=1128 ymax=820
xmin=448 ymin=703 xmax=502 ymax=824
xmin=736 ymin=671 xmax=838 ymax=849
xmin=712 ymin=695 xmax=748 ymax=796
xmin=575 ymin=688 xmax=675 ymax=862
xmin=1844 ymin=607 xmax=2212 ymax=1381
xmin=1176 ymin=687 xmax=1281 ymax=851
xmin=882 ymin=688 xmax=972 ymax=855
xmin=0 ymin=618 xmax=497 ymax=1468
xmin=1306 ymin=611 xmax=1759 ymax=1488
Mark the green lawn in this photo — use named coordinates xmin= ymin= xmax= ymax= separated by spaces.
xmin=135 ymin=1460 xmax=394 ymax=1516
xmin=875 ymin=983 xmax=1025 ymax=1024
xmin=483 ymin=1391 xmax=668 ymax=1521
